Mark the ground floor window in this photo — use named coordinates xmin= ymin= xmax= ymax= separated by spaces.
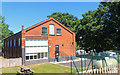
xmin=25 ymin=52 xmax=48 ymax=60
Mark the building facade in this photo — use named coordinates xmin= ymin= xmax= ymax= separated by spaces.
xmin=4 ymin=18 xmax=76 ymax=65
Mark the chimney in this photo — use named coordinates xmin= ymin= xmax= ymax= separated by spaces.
xmin=22 ymin=25 xmax=24 ymax=30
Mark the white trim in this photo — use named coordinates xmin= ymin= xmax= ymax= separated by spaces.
xmin=22 ymin=38 xmax=25 ymax=39
xmin=22 ymin=46 xmax=24 ymax=48
xmin=25 ymin=52 xmax=48 ymax=61
xmin=25 ymin=58 xmax=48 ymax=61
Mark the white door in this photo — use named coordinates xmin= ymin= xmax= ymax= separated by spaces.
xmin=25 ymin=39 xmax=48 ymax=60
xmin=25 ymin=39 xmax=48 ymax=53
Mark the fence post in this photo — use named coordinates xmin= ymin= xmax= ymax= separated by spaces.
xmin=107 ymin=66 xmax=108 ymax=75
xmin=84 ymin=50 xmax=86 ymax=71
xmin=81 ymin=55 xmax=83 ymax=72
xmin=71 ymin=56 xmax=72 ymax=74
xmin=92 ymin=53 xmax=93 ymax=70
xmin=117 ymin=53 xmax=119 ymax=75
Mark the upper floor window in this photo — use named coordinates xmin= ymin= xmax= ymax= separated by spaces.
xmin=18 ymin=37 xmax=20 ymax=46
xmin=49 ymin=23 xmax=54 ymax=35
xmin=5 ymin=42 xmax=6 ymax=47
xmin=14 ymin=39 xmax=16 ymax=47
xmin=42 ymin=26 xmax=47 ymax=35
xmin=57 ymin=28 xmax=61 ymax=35
xmin=10 ymin=39 xmax=12 ymax=47
xmin=7 ymin=40 xmax=9 ymax=47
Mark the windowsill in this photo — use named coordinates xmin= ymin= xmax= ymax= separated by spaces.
xmin=49 ymin=34 xmax=55 ymax=36
xmin=42 ymin=34 xmax=48 ymax=35
xmin=56 ymin=34 xmax=62 ymax=36
xmin=26 ymin=58 xmax=48 ymax=61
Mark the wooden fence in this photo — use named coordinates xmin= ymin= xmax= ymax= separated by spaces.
xmin=0 ymin=58 xmax=22 ymax=68
xmin=77 ymin=64 xmax=120 ymax=75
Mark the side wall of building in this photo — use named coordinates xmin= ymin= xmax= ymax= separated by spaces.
xmin=24 ymin=19 xmax=75 ymax=58
xmin=4 ymin=32 xmax=22 ymax=58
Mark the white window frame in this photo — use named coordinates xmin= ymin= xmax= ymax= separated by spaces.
xmin=49 ymin=23 xmax=55 ymax=35
xmin=25 ymin=52 xmax=48 ymax=61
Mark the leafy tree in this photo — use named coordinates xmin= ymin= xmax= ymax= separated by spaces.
xmin=47 ymin=2 xmax=119 ymax=52
xmin=77 ymin=10 xmax=106 ymax=52
xmin=0 ymin=16 xmax=14 ymax=52
xmin=99 ymin=2 xmax=120 ymax=50
xmin=77 ymin=2 xmax=120 ymax=52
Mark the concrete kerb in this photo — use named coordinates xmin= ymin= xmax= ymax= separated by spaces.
xmin=50 ymin=58 xmax=87 ymax=64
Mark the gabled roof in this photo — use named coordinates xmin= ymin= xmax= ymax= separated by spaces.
xmin=24 ymin=17 xmax=75 ymax=35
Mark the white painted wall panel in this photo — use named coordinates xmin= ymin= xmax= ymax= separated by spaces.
xmin=25 ymin=40 xmax=48 ymax=46
xmin=25 ymin=47 xmax=48 ymax=53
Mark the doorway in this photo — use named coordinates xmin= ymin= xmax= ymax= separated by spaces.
xmin=55 ymin=45 xmax=59 ymax=62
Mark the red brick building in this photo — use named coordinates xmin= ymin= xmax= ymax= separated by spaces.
xmin=4 ymin=17 xmax=76 ymax=65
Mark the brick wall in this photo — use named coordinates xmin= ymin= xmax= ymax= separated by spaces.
xmin=24 ymin=18 xmax=75 ymax=58
xmin=3 ymin=18 xmax=76 ymax=65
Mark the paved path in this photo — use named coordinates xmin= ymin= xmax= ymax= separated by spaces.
xmin=51 ymin=58 xmax=95 ymax=69
xmin=0 ymin=59 xmax=2 ymax=68
xmin=0 ymin=59 xmax=2 ymax=74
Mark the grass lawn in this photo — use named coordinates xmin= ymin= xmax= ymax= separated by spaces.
xmin=1 ymin=63 xmax=79 ymax=73
xmin=0 ymin=56 xmax=4 ymax=59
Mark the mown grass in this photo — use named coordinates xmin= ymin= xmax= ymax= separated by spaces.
xmin=0 ymin=56 xmax=4 ymax=59
xmin=1 ymin=63 xmax=80 ymax=73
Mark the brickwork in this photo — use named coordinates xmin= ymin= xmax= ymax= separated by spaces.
xmin=4 ymin=18 xmax=76 ymax=65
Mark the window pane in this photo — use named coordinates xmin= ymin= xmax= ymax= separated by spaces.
xmin=34 ymin=55 xmax=37 ymax=59
xmin=18 ymin=38 xmax=20 ymax=46
xmin=5 ymin=42 xmax=6 ymax=47
xmin=41 ymin=53 xmax=44 ymax=58
xmin=26 ymin=56 xmax=29 ymax=60
xmin=42 ymin=27 xmax=47 ymax=35
xmin=38 ymin=53 xmax=40 ymax=59
xmin=49 ymin=24 xmax=54 ymax=35
xmin=57 ymin=28 xmax=61 ymax=35
xmin=45 ymin=52 xmax=47 ymax=58
xmin=8 ymin=41 xmax=9 ymax=47
xmin=30 ymin=56 xmax=33 ymax=59
xmin=14 ymin=39 xmax=16 ymax=47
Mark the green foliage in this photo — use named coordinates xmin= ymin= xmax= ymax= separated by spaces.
xmin=0 ymin=16 xmax=14 ymax=52
xmin=47 ymin=2 xmax=120 ymax=52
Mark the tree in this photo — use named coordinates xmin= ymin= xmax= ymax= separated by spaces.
xmin=77 ymin=10 xmax=106 ymax=52
xmin=47 ymin=2 xmax=120 ymax=52
xmin=0 ymin=16 xmax=14 ymax=52
xmin=77 ymin=2 xmax=120 ymax=51
xmin=98 ymin=2 xmax=120 ymax=50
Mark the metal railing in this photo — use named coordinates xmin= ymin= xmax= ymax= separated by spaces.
xmin=71 ymin=51 xmax=120 ymax=75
